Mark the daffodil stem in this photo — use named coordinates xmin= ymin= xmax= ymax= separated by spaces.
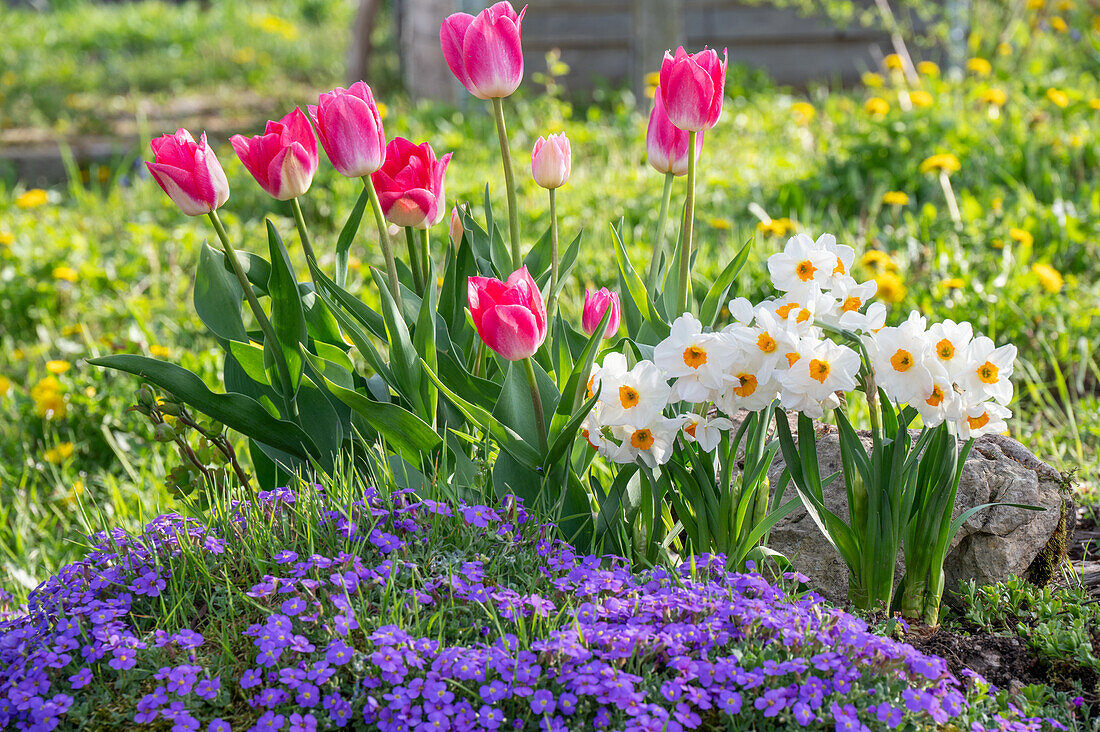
xmin=361 ymin=176 xmax=401 ymax=303
xmin=547 ymin=187 xmax=559 ymax=322
xmin=404 ymin=226 xmax=424 ymax=295
xmin=289 ymin=197 xmax=318 ymax=264
xmin=939 ymin=171 xmax=961 ymax=225
xmin=522 ymin=357 xmax=548 ymax=454
xmin=491 ymin=96 xmax=521 ymax=268
xmin=647 ymin=171 xmax=675 ymax=290
xmin=419 ymin=227 xmax=431 ymax=287
xmin=678 ymin=131 xmax=698 ymax=316
xmin=207 ymin=211 xmax=298 ymax=422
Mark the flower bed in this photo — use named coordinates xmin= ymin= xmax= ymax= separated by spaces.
xmin=0 ymin=484 xmax=1066 ymax=731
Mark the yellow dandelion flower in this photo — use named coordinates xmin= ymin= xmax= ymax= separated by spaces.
xmin=996 ymin=42 xmax=1014 ymax=57
xmin=644 ymin=71 xmax=660 ymax=88
xmin=991 ymin=238 xmax=1005 ymax=249
xmin=64 ymin=480 xmax=86 ymax=507
xmin=0 ymin=375 xmax=10 ymax=396
xmin=44 ymin=442 xmax=75 ymax=465
xmin=377 ymin=102 xmax=388 ymax=120
xmin=883 ymin=54 xmax=904 ymax=71
xmin=1009 ymin=228 xmax=1034 ymax=246
xmin=0 ymin=232 xmax=13 ymax=246
xmin=46 ymin=360 xmax=71 ymax=375
xmin=1046 ymin=88 xmax=1070 ymax=108
xmin=1026 ymin=0 xmax=1044 ymax=8
xmin=84 ymin=386 xmax=96 ymax=398
xmin=791 ymin=102 xmax=816 ymax=125
xmin=920 ymin=153 xmax=961 ymax=174
xmin=941 ymin=277 xmax=965 ymax=289
xmin=966 ymin=58 xmax=992 ymax=76
xmin=1089 ymin=98 xmax=1100 ymax=111
xmin=1031 ymin=263 xmax=1064 ymax=293
xmin=909 ymin=90 xmax=933 ymax=108
xmin=15 ymin=189 xmax=49 ymax=209
xmin=979 ymin=88 xmax=1007 ymax=107
xmin=708 ymin=218 xmax=732 ymax=230
xmin=864 ymin=97 xmax=890 ymax=117
xmin=757 ymin=218 xmax=794 ymax=237
xmin=150 ymin=345 xmax=172 ymax=359
xmin=52 ymin=266 xmax=78 ymax=282
xmin=862 ymin=72 xmax=885 ymax=88
xmin=882 ymin=191 xmax=910 ymax=206
xmin=917 ymin=61 xmax=940 ymax=77
xmin=1050 ymin=15 xmax=1068 ymax=32
xmin=860 ymin=250 xmax=897 ymax=272
xmin=874 ymin=272 xmax=907 ymax=303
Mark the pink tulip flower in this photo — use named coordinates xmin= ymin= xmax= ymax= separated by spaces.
xmin=658 ymin=46 xmax=728 ymax=132
xmin=146 ymin=129 xmax=229 ymax=216
xmin=440 ymin=1 xmax=527 ymax=99
xmin=468 ymin=266 xmax=547 ymax=361
xmin=371 ymin=138 xmax=453 ymax=229
xmin=230 ymin=108 xmax=318 ymax=200
xmin=646 ymin=92 xmax=704 ymax=177
xmin=531 ymin=133 xmax=571 ymax=189
xmin=582 ymin=288 xmax=621 ymax=339
xmin=308 ymin=82 xmax=386 ymax=178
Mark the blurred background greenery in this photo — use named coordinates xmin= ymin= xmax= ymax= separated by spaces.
xmin=0 ymin=0 xmax=1097 ymax=600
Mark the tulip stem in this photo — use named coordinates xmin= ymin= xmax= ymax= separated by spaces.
xmin=646 ymin=171 xmax=675 ymax=291
xmin=546 ymin=187 xmax=559 ymax=322
xmin=419 ymin=227 xmax=431 ymax=287
xmin=207 ymin=211 xmax=298 ymax=422
xmin=678 ymin=131 xmax=698 ymax=316
xmin=491 ymin=97 xmax=521 ymax=267
xmin=289 ymin=197 xmax=318 ymax=265
xmin=522 ymin=357 xmax=548 ymax=454
xmin=404 ymin=226 xmax=424 ymax=294
xmin=361 ymin=176 xmax=402 ymax=304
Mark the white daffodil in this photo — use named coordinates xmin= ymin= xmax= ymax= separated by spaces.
xmin=927 ymin=319 xmax=974 ymax=382
xmin=779 ymin=337 xmax=861 ymax=419
xmin=715 ymin=368 xmax=781 ymax=415
xmin=654 ymin=314 xmax=735 ymax=403
xmin=679 ymin=413 xmax=733 ymax=452
xmin=767 ymin=233 xmax=839 ymax=296
xmin=824 ymin=278 xmax=878 ymax=328
xmin=866 ymin=310 xmax=938 ymax=404
xmin=959 ymin=336 xmax=1016 ymax=405
xmin=838 ymin=300 xmax=887 ymax=335
xmin=816 ymin=233 xmax=857 ymax=289
xmin=610 ymin=417 xmax=680 ymax=467
xmin=912 ymin=371 xmax=957 ymax=427
xmin=594 ymin=355 xmax=671 ymax=427
xmin=956 ymin=398 xmax=1011 ymax=439
xmin=726 ymin=308 xmax=799 ymax=384
xmin=726 ymin=296 xmax=758 ymax=326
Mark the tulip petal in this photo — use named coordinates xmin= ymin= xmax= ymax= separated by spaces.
xmin=481 ymin=303 xmax=542 ymax=360
xmin=440 ymin=13 xmax=476 ymax=89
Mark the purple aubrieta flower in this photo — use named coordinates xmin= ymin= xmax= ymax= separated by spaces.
xmin=208 ymin=720 xmax=231 ymax=732
xmin=240 ymin=668 xmax=263 ymax=689
xmin=68 ymin=668 xmax=93 ymax=689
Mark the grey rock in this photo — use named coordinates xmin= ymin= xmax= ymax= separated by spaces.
xmin=765 ymin=425 xmax=1068 ymax=605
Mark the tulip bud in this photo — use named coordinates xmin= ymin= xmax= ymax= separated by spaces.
xmin=582 ymin=288 xmax=622 ymax=339
xmin=531 ymin=133 xmax=571 ymax=189
xmin=146 ymin=129 xmax=230 ymax=216
xmin=659 ymin=46 xmax=728 ymax=132
xmin=440 ymin=2 xmax=526 ymax=100
xmin=449 ymin=206 xmax=465 ymax=245
xmin=468 ymin=266 xmax=547 ymax=361
xmin=308 ymin=81 xmax=387 ymax=178
xmin=646 ymin=92 xmax=704 ymax=177
xmin=230 ymin=108 xmax=319 ymax=200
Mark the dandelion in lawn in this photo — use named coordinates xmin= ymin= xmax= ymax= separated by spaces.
xmin=0 ymin=375 xmax=10 ymax=396
xmin=874 ymin=271 xmax=907 ymax=304
xmin=908 ymin=90 xmax=933 ymax=108
xmin=883 ymin=54 xmax=903 ymax=70
xmin=917 ymin=61 xmax=940 ymax=77
xmin=860 ymin=250 xmax=897 ymax=272
xmin=150 ymin=345 xmax=172 ymax=358
xmin=942 ymin=277 xmax=964 ymax=289
xmin=1089 ymin=98 xmax=1100 ymax=110
xmin=31 ymin=376 xmax=66 ymax=420
xmin=757 ymin=217 xmax=793 ymax=236
xmin=980 ymin=88 xmax=1007 ymax=108
xmin=16 ymin=189 xmax=48 ymax=208
xmin=1032 ymin=263 xmax=1064 ymax=293
xmin=1050 ymin=15 xmax=1068 ymax=31
xmin=62 ymin=480 xmax=85 ymax=508
xmin=708 ymin=217 xmax=731 ymax=230
xmin=791 ymin=101 xmax=815 ymax=125
xmin=44 ymin=442 xmax=75 ymax=465
xmin=921 ymin=154 xmax=961 ymax=224
xmin=52 ymin=266 xmax=77 ymax=282
xmin=864 ymin=97 xmax=890 ymax=117
xmin=46 ymin=360 xmax=71 ymax=375
xmin=862 ymin=72 xmax=884 ymax=88
xmin=882 ymin=191 xmax=909 ymax=206
xmin=1009 ymin=228 xmax=1034 ymax=247
xmin=966 ymin=57 xmax=992 ymax=76
xmin=0 ymin=232 xmax=13 ymax=246
xmin=1046 ymin=88 xmax=1069 ymax=108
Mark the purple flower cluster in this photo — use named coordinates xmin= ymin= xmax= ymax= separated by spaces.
xmin=0 ymin=487 xmax=1067 ymax=731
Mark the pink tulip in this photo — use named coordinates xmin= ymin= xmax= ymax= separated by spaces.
xmin=370 ymin=138 xmax=453 ymax=229
xmin=230 ymin=108 xmax=318 ymax=200
xmin=658 ymin=46 xmax=728 ymax=132
xmin=646 ymin=92 xmax=704 ymax=177
xmin=449 ymin=205 xmax=464 ymax=244
xmin=468 ymin=266 xmax=547 ymax=361
xmin=531 ymin=133 xmax=571 ymax=189
xmin=440 ymin=1 xmax=527 ymax=100
xmin=582 ymin=288 xmax=621 ymax=339
xmin=146 ymin=129 xmax=229 ymax=216
xmin=308 ymin=82 xmax=386 ymax=178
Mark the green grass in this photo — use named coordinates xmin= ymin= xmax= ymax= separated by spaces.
xmin=2 ymin=0 xmax=1099 ymax=600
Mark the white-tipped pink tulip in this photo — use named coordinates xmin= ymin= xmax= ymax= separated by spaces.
xmin=582 ymin=288 xmax=621 ymax=339
xmin=230 ymin=108 xmax=319 ymax=200
xmin=658 ymin=46 xmax=728 ymax=132
xmin=440 ymin=2 xmax=527 ymax=100
xmin=146 ymin=129 xmax=230 ymax=216
xmin=308 ymin=82 xmax=386 ymax=178
xmin=646 ymin=92 xmax=703 ymax=177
